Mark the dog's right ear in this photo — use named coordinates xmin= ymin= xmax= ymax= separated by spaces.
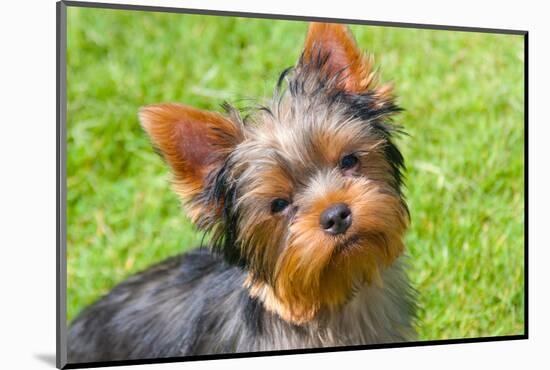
xmin=300 ymin=23 xmax=394 ymax=103
xmin=139 ymin=103 xmax=243 ymax=201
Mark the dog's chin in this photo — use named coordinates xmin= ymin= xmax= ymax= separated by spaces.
xmin=328 ymin=232 xmax=390 ymax=285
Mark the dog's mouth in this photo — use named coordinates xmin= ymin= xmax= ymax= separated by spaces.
xmin=334 ymin=234 xmax=362 ymax=253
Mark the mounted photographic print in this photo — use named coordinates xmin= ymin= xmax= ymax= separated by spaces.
xmin=56 ymin=1 xmax=527 ymax=368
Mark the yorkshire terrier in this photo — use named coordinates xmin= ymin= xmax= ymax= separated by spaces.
xmin=68 ymin=22 xmax=417 ymax=363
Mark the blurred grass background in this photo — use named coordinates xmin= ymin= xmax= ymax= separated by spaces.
xmin=66 ymin=7 xmax=525 ymax=340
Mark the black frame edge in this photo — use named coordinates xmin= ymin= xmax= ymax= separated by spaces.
xmin=57 ymin=1 xmax=68 ymax=369
xmin=523 ymin=32 xmax=529 ymax=338
xmin=62 ymin=0 xmax=527 ymax=35
xmin=63 ymin=335 xmax=528 ymax=369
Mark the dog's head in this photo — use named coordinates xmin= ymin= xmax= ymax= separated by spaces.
xmin=140 ymin=23 xmax=408 ymax=324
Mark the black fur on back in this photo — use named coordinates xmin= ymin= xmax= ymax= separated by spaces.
xmin=68 ymin=249 xmax=254 ymax=362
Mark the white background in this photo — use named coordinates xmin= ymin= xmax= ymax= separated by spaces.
xmin=0 ymin=0 xmax=547 ymax=369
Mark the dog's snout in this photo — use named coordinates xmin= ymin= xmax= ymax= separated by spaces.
xmin=320 ymin=203 xmax=352 ymax=235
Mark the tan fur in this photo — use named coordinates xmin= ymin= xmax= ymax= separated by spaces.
xmin=270 ymin=176 xmax=408 ymax=323
xmin=140 ymin=23 xmax=410 ymax=327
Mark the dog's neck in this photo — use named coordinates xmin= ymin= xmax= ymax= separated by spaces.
xmin=243 ymin=257 xmax=416 ymax=345
xmin=321 ymin=257 xmax=417 ymax=344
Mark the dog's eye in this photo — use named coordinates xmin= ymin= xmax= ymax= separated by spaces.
xmin=271 ymin=198 xmax=290 ymax=213
xmin=340 ymin=154 xmax=359 ymax=170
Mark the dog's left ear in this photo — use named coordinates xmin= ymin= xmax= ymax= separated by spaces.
xmin=139 ymin=103 xmax=243 ymax=202
xmin=301 ymin=22 xmax=386 ymax=95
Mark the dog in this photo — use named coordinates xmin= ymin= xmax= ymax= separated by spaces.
xmin=67 ymin=22 xmax=417 ymax=363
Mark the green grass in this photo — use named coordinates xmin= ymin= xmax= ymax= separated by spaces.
xmin=66 ymin=7 xmax=525 ymax=341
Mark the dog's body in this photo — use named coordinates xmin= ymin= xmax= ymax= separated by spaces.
xmin=68 ymin=250 xmax=415 ymax=362
xmin=68 ymin=22 xmax=417 ymax=364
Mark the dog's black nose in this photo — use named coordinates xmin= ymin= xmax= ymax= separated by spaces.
xmin=320 ymin=203 xmax=352 ymax=235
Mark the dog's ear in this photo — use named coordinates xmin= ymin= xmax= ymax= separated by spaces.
xmin=301 ymin=22 xmax=385 ymax=95
xmin=139 ymin=103 xmax=243 ymax=200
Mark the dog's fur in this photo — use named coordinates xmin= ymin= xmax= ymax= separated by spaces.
xmin=68 ymin=22 xmax=417 ymax=363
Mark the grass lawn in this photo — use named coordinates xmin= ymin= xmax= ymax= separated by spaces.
xmin=66 ymin=7 xmax=525 ymax=341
